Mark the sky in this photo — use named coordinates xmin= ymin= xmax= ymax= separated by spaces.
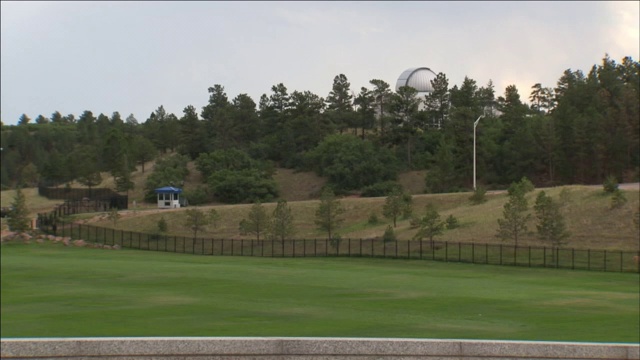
xmin=1 ymin=1 xmax=639 ymax=125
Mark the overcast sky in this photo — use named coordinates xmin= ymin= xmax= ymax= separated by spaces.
xmin=1 ymin=1 xmax=638 ymax=125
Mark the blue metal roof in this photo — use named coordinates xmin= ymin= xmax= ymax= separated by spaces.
xmin=154 ymin=186 xmax=183 ymax=194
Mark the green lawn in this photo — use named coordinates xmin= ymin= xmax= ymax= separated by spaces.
xmin=1 ymin=242 xmax=638 ymax=342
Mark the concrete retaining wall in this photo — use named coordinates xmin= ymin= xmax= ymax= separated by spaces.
xmin=1 ymin=337 xmax=638 ymax=359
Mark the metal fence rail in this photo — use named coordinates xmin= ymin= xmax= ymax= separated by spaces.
xmin=48 ymin=220 xmax=640 ymax=273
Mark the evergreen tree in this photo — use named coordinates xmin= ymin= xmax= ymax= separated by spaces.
xmin=184 ymin=208 xmax=210 ymax=239
xmin=496 ymin=183 xmax=531 ymax=245
xmin=314 ymin=188 xmax=346 ymax=241
xmin=8 ymin=187 xmax=30 ymax=232
xmin=18 ymin=114 xmax=31 ymax=126
xmin=325 ymin=74 xmax=354 ymax=133
xmin=179 ymin=105 xmax=207 ymax=160
xmin=423 ymin=72 xmax=450 ymax=129
xmin=239 ymin=201 xmax=269 ymax=240
xmin=412 ymin=203 xmax=445 ymax=244
xmin=383 ymin=189 xmax=412 ymax=227
xmin=114 ymin=154 xmax=135 ymax=196
xmin=534 ymin=191 xmax=570 ymax=247
xmin=107 ymin=207 xmax=121 ymax=227
xmin=268 ymin=200 xmax=295 ymax=241
xmin=369 ymin=79 xmax=392 ymax=136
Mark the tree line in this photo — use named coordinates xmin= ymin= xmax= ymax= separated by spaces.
xmin=1 ymin=54 xmax=638 ymax=203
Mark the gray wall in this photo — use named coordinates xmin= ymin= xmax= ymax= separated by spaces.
xmin=1 ymin=337 xmax=639 ymax=360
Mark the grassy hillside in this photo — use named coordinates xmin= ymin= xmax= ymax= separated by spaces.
xmin=2 ymin=156 xmax=638 ymax=251
xmin=2 ymin=243 xmax=638 ymax=340
xmin=84 ymin=185 xmax=639 ymax=251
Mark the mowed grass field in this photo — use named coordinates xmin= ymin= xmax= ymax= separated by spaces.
xmin=2 ymin=242 xmax=638 ymax=342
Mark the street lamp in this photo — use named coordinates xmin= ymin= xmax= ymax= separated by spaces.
xmin=473 ymin=114 xmax=484 ymax=191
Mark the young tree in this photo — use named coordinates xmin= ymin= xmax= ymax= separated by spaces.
xmin=383 ymin=189 xmax=412 ymax=227
xmin=496 ymin=184 xmax=531 ymax=245
xmin=268 ymin=200 xmax=295 ymax=241
xmin=157 ymin=216 xmax=168 ymax=233
xmin=184 ymin=208 xmax=210 ymax=239
xmin=239 ymin=201 xmax=270 ymax=240
xmin=534 ymin=191 xmax=570 ymax=247
xmin=107 ymin=207 xmax=121 ymax=227
xmin=208 ymin=209 xmax=221 ymax=229
xmin=314 ymin=188 xmax=346 ymax=241
xmin=8 ymin=187 xmax=30 ymax=232
xmin=412 ymin=203 xmax=445 ymax=244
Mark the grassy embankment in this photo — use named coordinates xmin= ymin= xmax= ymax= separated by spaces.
xmin=2 ymin=160 xmax=638 ymax=250
xmin=1 ymin=242 xmax=638 ymax=341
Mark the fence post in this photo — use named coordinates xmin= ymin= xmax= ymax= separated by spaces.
xmin=620 ymin=251 xmax=623 ymax=272
xmin=445 ymin=242 xmax=448 ymax=262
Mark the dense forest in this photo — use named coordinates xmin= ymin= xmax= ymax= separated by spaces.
xmin=1 ymin=54 xmax=638 ymax=204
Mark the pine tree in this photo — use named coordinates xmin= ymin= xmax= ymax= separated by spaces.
xmin=239 ymin=201 xmax=269 ymax=240
xmin=268 ymin=200 xmax=295 ymax=241
xmin=534 ymin=191 xmax=570 ymax=247
xmin=8 ymin=187 xmax=30 ymax=232
xmin=383 ymin=189 xmax=411 ymax=227
xmin=107 ymin=207 xmax=121 ymax=228
xmin=184 ymin=208 xmax=210 ymax=239
xmin=496 ymin=184 xmax=531 ymax=245
xmin=412 ymin=203 xmax=445 ymax=244
xmin=314 ymin=189 xmax=346 ymax=242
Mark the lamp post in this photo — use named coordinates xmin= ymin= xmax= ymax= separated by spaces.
xmin=473 ymin=114 xmax=484 ymax=191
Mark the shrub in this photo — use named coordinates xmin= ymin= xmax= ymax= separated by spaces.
xmin=610 ymin=189 xmax=627 ymax=209
xmin=157 ymin=216 xmax=168 ymax=233
xmin=469 ymin=186 xmax=487 ymax=205
xmin=603 ymin=175 xmax=619 ymax=193
xmin=508 ymin=177 xmax=535 ymax=196
xmin=182 ymin=186 xmax=211 ymax=206
xmin=368 ymin=212 xmax=379 ymax=225
xmin=361 ymin=181 xmax=403 ymax=197
xmin=383 ymin=225 xmax=396 ymax=243
xmin=445 ymin=215 xmax=459 ymax=229
xmin=208 ymin=169 xmax=278 ymax=204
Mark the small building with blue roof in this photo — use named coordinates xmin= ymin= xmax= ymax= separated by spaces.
xmin=154 ymin=186 xmax=183 ymax=209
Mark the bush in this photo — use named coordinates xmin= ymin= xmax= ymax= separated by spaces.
xmin=508 ymin=177 xmax=535 ymax=196
xmin=361 ymin=182 xmax=403 ymax=197
xmin=208 ymin=169 xmax=278 ymax=204
xmin=157 ymin=217 xmax=168 ymax=233
xmin=383 ymin=225 xmax=396 ymax=242
xmin=368 ymin=212 xmax=379 ymax=225
xmin=610 ymin=189 xmax=627 ymax=209
xmin=182 ymin=186 xmax=211 ymax=206
xmin=603 ymin=175 xmax=619 ymax=193
xmin=445 ymin=215 xmax=459 ymax=229
xmin=469 ymin=186 xmax=487 ymax=205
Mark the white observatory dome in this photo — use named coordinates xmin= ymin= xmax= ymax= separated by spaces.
xmin=395 ymin=67 xmax=437 ymax=93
